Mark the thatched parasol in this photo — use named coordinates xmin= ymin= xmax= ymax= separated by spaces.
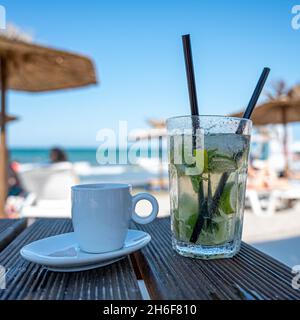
xmin=147 ymin=118 xmax=166 ymax=129
xmin=0 ymin=114 xmax=18 ymax=123
xmin=0 ymin=35 xmax=97 ymax=216
xmin=229 ymin=85 xmax=300 ymax=175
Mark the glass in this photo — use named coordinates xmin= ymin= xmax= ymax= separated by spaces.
xmin=167 ymin=115 xmax=252 ymax=259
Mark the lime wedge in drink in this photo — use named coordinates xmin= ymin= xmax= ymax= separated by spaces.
xmin=211 ymin=218 xmax=234 ymax=244
xmin=178 ymin=213 xmax=198 ymax=241
xmin=176 ymin=193 xmax=199 ymax=241
xmin=178 ymin=193 xmax=198 ymax=217
xmin=209 ymin=153 xmax=237 ymax=173
xmin=219 ymin=182 xmax=237 ymax=214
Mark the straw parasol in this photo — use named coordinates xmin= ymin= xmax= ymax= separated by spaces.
xmin=147 ymin=118 xmax=166 ymax=129
xmin=229 ymin=85 xmax=300 ymax=175
xmin=0 ymin=114 xmax=18 ymax=123
xmin=0 ymin=35 xmax=97 ymax=216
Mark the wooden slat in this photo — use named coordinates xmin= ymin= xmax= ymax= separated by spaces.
xmin=0 ymin=219 xmax=142 ymax=300
xmin=0 ymin=219 xmax=27 ymax=251
xmin=133 ymin=217 xmax=300 ymax=300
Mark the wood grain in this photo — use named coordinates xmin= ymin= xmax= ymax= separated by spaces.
xmin=133 ymin=217 xmax=300 ymax=300
xmin=0 ymin=219 xmax=142 ymax=300
xmin=0 ymin=219 xmax=27 ymax=251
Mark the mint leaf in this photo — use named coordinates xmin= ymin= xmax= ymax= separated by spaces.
xmin=190 ymin=174 xmax=208 ymax=193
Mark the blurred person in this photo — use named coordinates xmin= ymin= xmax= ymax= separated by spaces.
xmin=5 ymin=160 xmax=27 ymax=218
xmin=8 ymin=160 xmax=25 ymax=197
xmin=49 ymin=147 xmax=68 ymax=163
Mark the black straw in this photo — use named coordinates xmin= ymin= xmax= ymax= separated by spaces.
xmin=236 ymin=67 xmax=270 ymax=134
xmin=190 ymin=67 xmax=271 ymax=243
xmin=182 ymin=34 xmax=206 ymax=243
xmin=243 ymin=67 xmax=270 ymax=119
xmin=182 ymin=34 xmax=199 ymax=116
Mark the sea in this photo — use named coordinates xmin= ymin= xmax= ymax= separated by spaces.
xmin=11 ymin=148 xmax=106 ymax=165
xmin=10 ymin=148 xmax=167 ymax=187
xmin=10 ymin=147 xmax=168 ymax=164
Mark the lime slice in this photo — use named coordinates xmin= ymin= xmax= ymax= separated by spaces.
xmin=182 ymin=213 xmax=198 ymax=240
xmin=209 ymin=153 xmax=237 ymax=173
xmin=219 ymin=182 xmax=237 ymax=214
xmin=212 ymin=220 xmax=233 ymax=244
xmin=178 ymin=193 xmax=198 ymax=219
xmin=214 ymin=220 xmax=229 ymax=244
xmin=176 ymin=193 xmax=199 ymax=241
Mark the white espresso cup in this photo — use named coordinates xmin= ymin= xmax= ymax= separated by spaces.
xmin=71 ymin=183 xmax=159 ymax=253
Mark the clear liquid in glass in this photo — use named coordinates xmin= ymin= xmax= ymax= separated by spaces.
xmin=168 ymin=133 xmax=250 ymax=259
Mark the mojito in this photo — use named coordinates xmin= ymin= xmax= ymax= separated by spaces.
xmin=167 ymin=116 xmax=251 ymax=259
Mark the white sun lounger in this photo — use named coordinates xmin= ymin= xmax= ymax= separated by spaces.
xmin=19 ymin=162 xmax=79 ymax=218
xmin=246 ymin=185 xmax=300 ymax=217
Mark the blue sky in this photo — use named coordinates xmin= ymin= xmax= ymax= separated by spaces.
xmin=2 ymin=0 xmax=300 ymax=147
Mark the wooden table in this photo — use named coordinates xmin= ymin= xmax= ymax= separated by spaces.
xmin=0 ymin=219 xmax=27 ymax=252
xmin=0 ymin=217 xmax=299 ymax=300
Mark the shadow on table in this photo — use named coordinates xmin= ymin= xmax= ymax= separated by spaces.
xmin=250 ymin=236 xmax=300 ymax=268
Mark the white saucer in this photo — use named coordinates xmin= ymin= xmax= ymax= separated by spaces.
xmin=46 ymin=257 xmax=125 ymax=272
xmin=20 ymin=229 xmax=150 ymax=272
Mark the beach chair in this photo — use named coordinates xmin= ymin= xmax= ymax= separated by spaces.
xmin=246 ymin=183 xmax=300 ymax=216
xmin=246 ymin=189 xmax=264 ymax=216
xmin=19 ymin=162 xmax=79 ymax=218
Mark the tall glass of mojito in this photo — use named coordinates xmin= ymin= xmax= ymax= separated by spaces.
xmin=167 ymin=116 xmax=252 ymax=259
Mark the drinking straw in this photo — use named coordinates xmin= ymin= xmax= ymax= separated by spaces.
xmin=182 ymin=34 xmax=199 ymax=116
xmin=182 ymin=34 xmax=200 ymax=147
xmin=236 ymin=67 xmax=270 ymax=134
xmin=182 ymin=34 xmax=206 ymax=237
xmin=190 ymin=67 xmax=271 ymax=243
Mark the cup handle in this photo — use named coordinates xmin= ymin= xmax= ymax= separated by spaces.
xmin=132 ymin=193 xmax=159 ymax=224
